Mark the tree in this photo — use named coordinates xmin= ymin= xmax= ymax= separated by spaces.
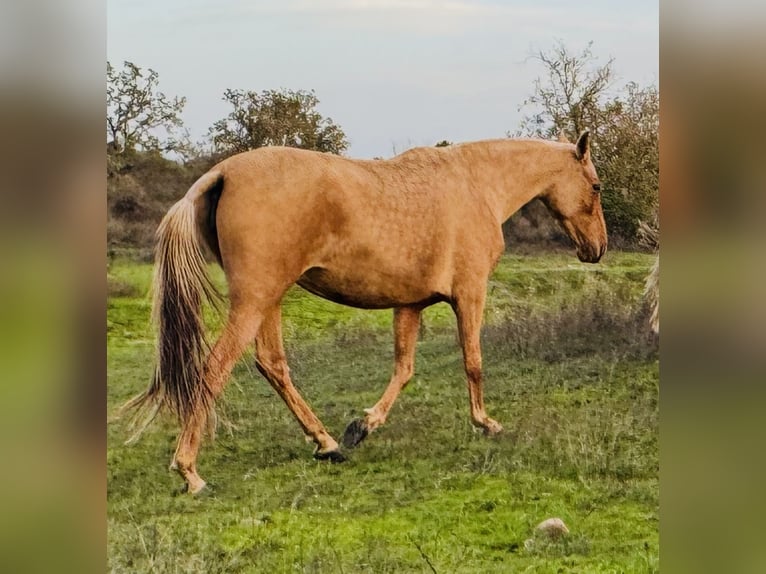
xmin=435 ymin=140 xmax=452 ymax=147
xmin=517 ymin=41 xmax=614 ymax=140
xmin=596 ymin=83 xmax=659 ymax=240
xmin=517 ymin=42 xmax=658 ymax=245
xmin=107 ymin=61 xmax=188 ymax=156
xmin=208 ymin=88 xmax=348 ymax=155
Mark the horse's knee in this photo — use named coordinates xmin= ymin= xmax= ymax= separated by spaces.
xmin=465 ymin=364 xmax=482 ymax=382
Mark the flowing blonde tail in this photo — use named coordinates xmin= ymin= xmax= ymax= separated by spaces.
xmin=122 ymin=171 xmax=224 ymax=442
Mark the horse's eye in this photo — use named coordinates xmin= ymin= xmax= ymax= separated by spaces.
xmin=592 ymin=183 xmax=601 ymax=192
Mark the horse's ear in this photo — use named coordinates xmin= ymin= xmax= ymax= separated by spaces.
xmin=575 ymin=129 xmax=591 ymax=161
xmin=557 ymin=130 xmax=570 ymax=143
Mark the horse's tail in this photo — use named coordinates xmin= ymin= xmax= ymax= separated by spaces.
xmin=122 ymin=170 xmax=225 ymax=442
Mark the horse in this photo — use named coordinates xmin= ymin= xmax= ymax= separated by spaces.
xmin=124 ymin=130 xmax=607 ymax=494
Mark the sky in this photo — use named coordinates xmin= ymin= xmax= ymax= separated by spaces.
xmin=107 ymin=0 xmax=658 ymax=158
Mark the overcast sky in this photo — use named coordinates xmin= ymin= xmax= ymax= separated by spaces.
xmin=107 ymin=0 xmax=658 ymax=158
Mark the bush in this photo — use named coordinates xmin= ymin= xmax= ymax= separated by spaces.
xmin=107 ymin=150 xmax=204 ymax=250
xmin=503 ymin=199 xmax=569 ymax=248
xmin=483 ymin=281 xmax=658 ymax=362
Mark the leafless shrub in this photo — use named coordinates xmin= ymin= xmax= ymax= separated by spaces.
xmin=108 ymin=273 xmax=139 ymax=298
xmin=484 ymin=283 xmax=657 ymax=361
xmin=503 ymin=199 xmax=569 ymax=248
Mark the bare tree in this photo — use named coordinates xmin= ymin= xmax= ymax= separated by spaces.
xmin=106 ymin=61 xmax=187 ymax=156
xmin=517 ymin=41 xmax=614 ymax=141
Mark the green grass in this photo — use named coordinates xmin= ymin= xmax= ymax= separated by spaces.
xmin=108 ymin=251 xmax=658 ymax=573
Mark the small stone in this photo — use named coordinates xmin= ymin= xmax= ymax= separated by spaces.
xmin=535 ymin=517 xmax=570 ymax=539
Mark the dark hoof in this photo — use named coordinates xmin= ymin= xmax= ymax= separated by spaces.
xmin=173 ymin=481 xmax=215 ymax=497
xmin=192 ymin=483 xmax=216 ymax=498
xmin=314 ymin=449 xmax=347 ymax=463
xmin=172 ymin=483 xmax=189 ymax=496
xmin=342 ymin=418 xmax=369 ymax=449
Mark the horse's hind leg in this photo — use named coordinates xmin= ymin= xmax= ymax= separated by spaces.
xmin=343 ymin=305 xmax=422 ymax=448
xmin=171 ymin=308 xmax=262 ymax=494
xmin=255 ymin=305 xmax=344 ymax=461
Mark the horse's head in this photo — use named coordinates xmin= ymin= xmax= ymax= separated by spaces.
xmin=541 ymin=130 xmax=608 ymax=263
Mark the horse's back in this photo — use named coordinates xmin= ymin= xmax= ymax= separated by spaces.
xmin=215 ymin=146 xmax=461 ymax=245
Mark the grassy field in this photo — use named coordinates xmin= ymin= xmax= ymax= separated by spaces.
xmin=107 ymin=250 xmax=658 ymax=573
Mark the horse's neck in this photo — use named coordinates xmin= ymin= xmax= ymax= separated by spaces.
xmin=458 ymin=140 xmax=565 ymax=224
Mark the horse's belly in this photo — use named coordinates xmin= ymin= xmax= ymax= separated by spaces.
xmin=297 ymin=266 xmax=446 ymax=309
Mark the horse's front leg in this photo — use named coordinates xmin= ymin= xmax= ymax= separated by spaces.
xmin=343 ymin=305 xmax=422 ymax=448
xmin=453 ymin=289 xmax=503 ymax=436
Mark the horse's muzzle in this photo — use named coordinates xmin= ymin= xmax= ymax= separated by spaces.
xmin=577 ymin=242 xmax=606 ymax=263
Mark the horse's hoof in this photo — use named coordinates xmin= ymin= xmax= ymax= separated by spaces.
xmin=342 ymin=418 xmax=369 ymax=449
xmin=483 ymin=420 xmax=504 ymax=437
xmin=191 ymin=483 xmax=215 ymax=497
xmin=172 ymin=483 xmax=189 ymax=496
xmin=314 ymin=449 xmax=347 ymax=463
xmin=173 ymin=480 xmax=210 ymax=496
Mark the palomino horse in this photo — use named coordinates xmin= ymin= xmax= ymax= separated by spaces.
xmin=126 ymin=131 xmax=607 ymax=494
